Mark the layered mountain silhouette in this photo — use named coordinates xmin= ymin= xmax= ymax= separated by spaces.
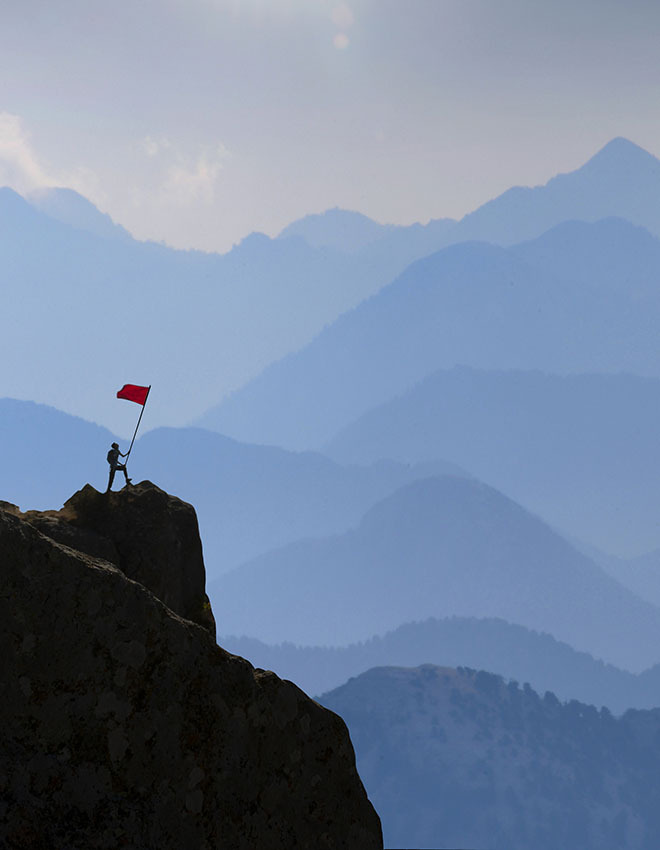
xmin=198 ymin=216 xmax=660 ymax=449
xmin=221 ymin=616 xmax=660 ymax=714
xmin=27 ymin=187 xmax=134 ymax=242
xmin=0 ymin=398 xmax=118 ymax=511
xmin=278 ymin=207 xmax=459 ymax=272
xmin=211 ymin=475 xmax=660 ymax=670
xmin=275 ymin=137 xmax=660 ymax=306
xmin=130 ymin=426 xmax=459 ymax=576
xmin=0 ymin=187 xmax=431 ymax=432
xmin=0 ymin=398 xmax=461 ymax=576
xmin=453 ymin=136 xmax=660 ymax=244
xmin=281 ymin=138 xmax=660 ymax=252
xmin=321 ymin=665 xmax=660 ymax=850
xmin=6 ymin=136 xmax=660 ymax=436
xmin=278 ymin=208 xmax=398 ymax=253
xmin=325 ymin=367 xmax=660 ymax=556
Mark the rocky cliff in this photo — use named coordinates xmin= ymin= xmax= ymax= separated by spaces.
xmin=0 ymin=482 xmax=382 ymax=849
xmin=11 ymin=481 xmax=216 ymax=637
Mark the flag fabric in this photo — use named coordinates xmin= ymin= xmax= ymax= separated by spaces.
xmin=116 ymin=384 xmax=150 ymax=406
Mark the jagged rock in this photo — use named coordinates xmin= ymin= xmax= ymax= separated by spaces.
xmin=0 ymin=494 xmax=382 ymax=849
xmin=19 ymin=481 xmax=216 ymax=637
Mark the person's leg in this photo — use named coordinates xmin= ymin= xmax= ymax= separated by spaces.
xmin=122 ymin=465 xmax=132 ymax=485
xmin=106 ymin=467 xmax=116 ymax=492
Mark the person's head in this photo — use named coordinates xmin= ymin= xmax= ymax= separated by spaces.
xmin=111 ymin=442 xmax=119 ymax=449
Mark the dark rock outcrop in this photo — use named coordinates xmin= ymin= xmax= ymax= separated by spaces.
xmin=0 ymin=487 xmax=382 ymax=849
xmin=18 ymin=481 xmax=216 ymax=637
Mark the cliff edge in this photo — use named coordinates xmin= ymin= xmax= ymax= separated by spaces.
xmin=0 ymin=484 xmax=382 ymax=849
xmin=13 ymin=480 xmax=216 ymax=637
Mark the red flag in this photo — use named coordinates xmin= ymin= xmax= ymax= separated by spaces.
xmin=116 ymin=384 xmax=150 ymax=406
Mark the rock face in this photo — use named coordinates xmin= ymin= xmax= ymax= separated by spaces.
xmin=18 ymin=481 xmax=216 ymax=637
xmin=0 ymin=486 xmax=382 ymax=849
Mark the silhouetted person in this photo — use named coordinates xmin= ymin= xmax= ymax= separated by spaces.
xmin=106 ymin=442 xmax=131 ymax=492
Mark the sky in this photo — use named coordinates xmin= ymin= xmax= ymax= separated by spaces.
xmin=2 ymin=0 xmax=660 ymax=253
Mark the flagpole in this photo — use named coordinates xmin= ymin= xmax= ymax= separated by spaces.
xmin=126 ymin=385 xmax=151 ymax=459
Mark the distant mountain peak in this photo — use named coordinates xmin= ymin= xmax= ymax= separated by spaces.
xmin=278 ymin=208 xmax=395 ymax=253
xmin=577 ymin=136 xmax=660 ymax=174
xmin=26 ymin=186 xmax=133 ymax=242
xmin=593 ymin=135 xmax=654 ymax=158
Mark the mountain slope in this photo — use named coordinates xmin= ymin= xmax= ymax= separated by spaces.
xmin=281 ymin=139 xmax=660 ymax=253
xmin=278 ymin=208 xmax=397 ymax=253
xmin=0 ymin=398 xmax=462 ymax=577
xmin=211 ymin=476 xmax=660 ymax=670
xmin=196 ymin=241 xmax=566 ymax=447
xmin=453 ymin=136 xmax=660 ymax=244
xmin=0 ymin=187 xmax=425 ymax=433
xmin=320 ymin=665 xmax=660 ymax=850
xmin=0 ymin=398 xmax=118 ymax=511
xmin=198 ymin=216 xmax=660 ymax=449
xmin=220 ymin=616 xmax=652 ymax=714
xmin=325 ymin=367 xmax=660 ymax=556
xmin=130 ymin=426 xmax=460 ymax=576
xmin=599 ymin=548 xmax=660 ymax=609
xmin=27 ymin=186 xmax=133 ymax=241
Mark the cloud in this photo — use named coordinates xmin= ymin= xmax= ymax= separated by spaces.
xmin=141 ymin=136 xmax=230 ymax=204
xmin=0 ymin=112 xmax=56 ymax=193
xmin=164 ymin=146 xmax=229 ymax=204
xmin=142 ymin=136 xmax=173 ymax=157
xmin=0 ymin=111 xmax=101 ymax=200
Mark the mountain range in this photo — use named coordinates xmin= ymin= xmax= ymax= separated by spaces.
xmin=130 ymin=427 xmax=458 ymax=575
xmin=221 ymin=616 xmax=660 ymax=715
xmin=211 ymin=475 xmax=660 ymax=670
xmin=197 ymin=215 xmax=660 ymax=450
xmin=4 ymin=136 xmax=660 ymax=439
xmin=8 ymin=134 xmax=660 ymax=849
xmin=0 ymin=187 xmax=431 ymax=433
xmin=320 ymin=664 xmax=660 ymax=850
xmin=325 ymin=366 xmax=660 ymax=556
xmin=0 ymin=397 xmax=461 ymax=576
xmin=280 ymin=137 xmax=660 ymax=252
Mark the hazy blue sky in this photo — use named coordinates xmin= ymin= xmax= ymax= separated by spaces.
xmin=2 ymin=0 xmax=660 ymax=252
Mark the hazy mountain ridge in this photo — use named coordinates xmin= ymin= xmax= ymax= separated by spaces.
xmin=453 ymin=136 xmax=660 ymax=245
xmin=0 ymin=397 xmax=118 ymax=512
xmin=7 ymin=136 xmax=660 ymax=437
xmin=27 ymin=187 xmax=134 ymax=242
xmin=0 ymin=398 xmax=463 ymax=577
xmin=220 ymin=615 xmax=660 ymax=714
xmin=0 ymin=186 xmax=440 ymax=433
xmin=320 ymin=664 xmax=660 ymax=850
xmin=198 ymin=215 xmax=660 ymax=450
xmin=196 ymin=240 xmax=564 ymax=446
xmin=325 ymin=366 xmax=660 ymax=556
xmin=278 ymin=208 xmax=399 ymax=253
xmin=211 ymin=475 xmax=660 ymax=670
xmin=132 ymin=427 xmax=461 ymax=576
xmin=280 ymin=139 xmax=660 ymax=255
